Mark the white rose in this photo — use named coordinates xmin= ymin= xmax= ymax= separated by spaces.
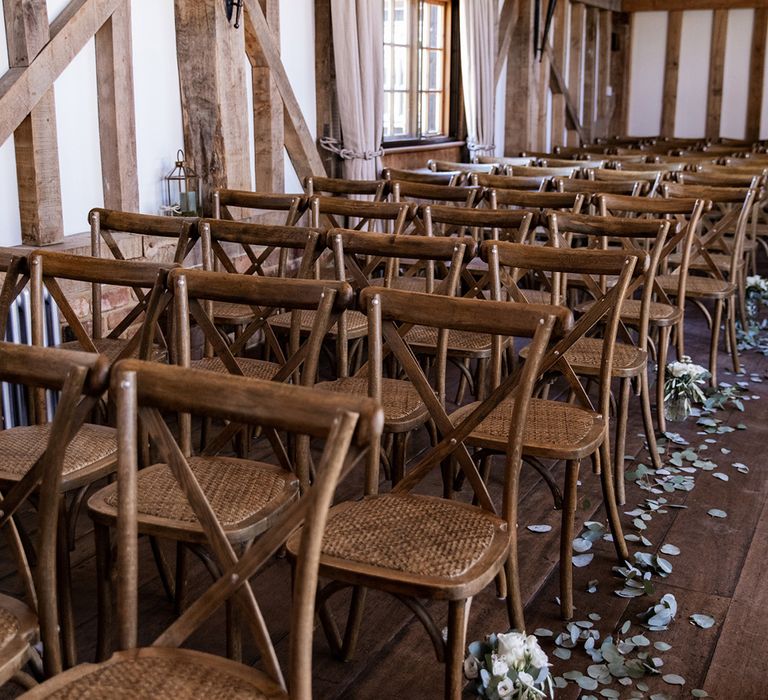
xmin=518 ymin=671 xmax=534 ymax=686
xmin=668 ymin=362 xmax=687 ymax=378
xmin=491 ymin=654 xmax=509 ymax=678
xmin=496 ymin=632 xmax=527 ymax=666
xmin=525 ymin=636 xmax=550 ymax=670
xmin=496 ymin=677 xmax=515 ymax=698
xmin=463 ymin=655 xmax=479 ymax=680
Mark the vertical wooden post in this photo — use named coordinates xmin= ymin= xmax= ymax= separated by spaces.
xmin=660 ymin=10 xmax=682 ymax=138
xmin=3 ymin=0 xmax=64 ymax=245
xmin=746 ymin=8 xmax=768 ymax=143
xmin=609 ymin=12 xmax=632 ymax=138
xmin=706 ymin=9 xmax=728 ymax=141
xmin=582 ymin=6 xmax=598 ymax=144
xmin=95 ymin=1 xmax=139 ymax=212
xmin=596 ymin=10 xmax=612 ymax=140
xmin=567 ymin=2 xmax=586 ymax=147
xmin=315 ymin=0 xmax=338 ymax=178
xmin=245 ymin=0 xmax=284 ymax=192
xmin=550 ymin=0 xmax=568 ymax=149
xmin=174 ymin=0 xmax=252 ymax=214
xmin=504 ymin=0 xmax=537 ymax=153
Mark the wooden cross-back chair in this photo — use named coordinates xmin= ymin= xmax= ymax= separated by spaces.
xmin=26 ymin=359 xmax=382 ymax=700
xmin=449 ymin=242 xmax=639 ymax=621
xmin=287 ymin=288 xmax=563 ymax=698
xmin=428 ymin=159 xmax=497 ymax=175
xmin=309 ymin=195 xmax=414 ymax=234
xmin=470 ymin=172 xmax=550 ymax=192
xmin=303 ymin=176 xmax=389 ymax=201
xmin=0 ymin=253 xmax=29 ymax=342
xmin=486 ymin=188 xmax=585 ymax=216
xmin=29 ymin=251 xmax=175 ymax=371
xmin=540 ymin=157 xmax=607 ymax=170
xmin=661 ymin=182 xmax=758 ymax=384
xmin=508 ymin=164 xmax=579 ymax=178
xmin=199 ymin=219 xmax=324 ymax=332
xmin=587 ymin=167 xmax=663 ymax=196
xmin=88 ymin=209 xmax=198 ymax=268
xmin=476 ymin=155 xmax=534 ymax=168
xmin=553 ymin=177 xmax=647 ymax=198
xmin=597 ymin=194 xmax=707 ymax=431
xmin=390 ymin=180 xmax=482 ymax=213
xmin=549 ymin=212 xmax=671 ymax=502
xmin=168 ymin=269 xmax=354 ymax=482
xmin=382 ymin=167 xmax=461 ymax=186
xmin=0 ymin=343 xmax=113 ymax=677
xmin=212 ymin=190 xmax=308 ymax=226
xmin=316 ymin=230 xmax=473 ymax=482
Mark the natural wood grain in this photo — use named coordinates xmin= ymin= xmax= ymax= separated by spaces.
xmin=95 ymin=1 xmax=139 ymax=212
xmin=495 ymin=0 xmax=519 ymax=88
xmin=660 ymin=11 xmax=682 ymax=137
xmin=567 ymin=2 xmax=586 ymax=147
xmin=596 ymin=10 xmax=612 ymax=139
xmin=582 ymin=7 xmax=599 ymax=144
xmin=550 ymin=0 xmax=567 ymax=147
xmin=746 ymin=8 xmax=768 ymax=142
xmin=626 ymin=0 xmax=768 ymax=10
xmin=706 ymin=9 xmax=728 ymax=140
xmin=609 ymin=11 xmax=631 ymax=136
xmin=504 ymin=0 xmax=537 ymax=153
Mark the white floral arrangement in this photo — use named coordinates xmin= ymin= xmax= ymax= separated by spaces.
xmin=746 ymin=275 xmax=768 ymax=298
xmin=464 ymin=631 xmax=554 ymax=699
xmin=664 ymin=356 xmax=710 ymax=421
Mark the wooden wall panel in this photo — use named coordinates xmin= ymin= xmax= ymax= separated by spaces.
xmin=567 ymin=2 xmax=586 ymax=146
xmin=660 ymin=10 xmax=682 ymax=137
xmin=596 ymin=9 xmax=612 ymax=138
xmin=746 ymin=8 xmax=768 ymax=141
xmin=504 ymin=0 xmax=537 ymax=152
xmin=550 ymin=0 xmax=568 ymax=147
xmin=609 ymin=12 xmax=631 ymax=137
xmin=582 ymin=7 xmax=598 ymax=142
xmin=706 ymin=9 xmax=728 ymax=140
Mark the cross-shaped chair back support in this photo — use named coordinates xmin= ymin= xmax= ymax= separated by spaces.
xmin=596 ymin=193 xmax=707 ymax=312
xmin=89 ymin=209 xmax=198 ymax=266
xmin=548 ymin=212 xmax=670 ymax=352
xmin=304 ymin=176 xmax=389 ymax=201
xmin=482 ymin=241 xmax=639 ymax=426
xmin=486 ymin=188 xmax=585 ymax=214
xmin=199 ymin=219 xmax=323 ymax=281
xmin=212 ymin=190 xmax=308 ymax=226
xmin=470 ymin=172 xmax=550 ymax=192
xmin=359 ymin=288 xmax=570 ymax=513
xmin=109 ymin=358 xmax=382 ymax=698
xmin=662 ymin=182 xmax=758 ymax=282
xmin=310 ymin=196 xmax=415 ymax=233
xmin=390 ymin=181 xmax=482 ymax=209
xmin=0 ymin=342 xmax=110 ymax=676
xmin=587 ymin=167 xmax=663 ymax=196
xmin=0 ymin=253 xmax=29 ymax=341
xmin=381 ymin=167 xmax=461 ymax=186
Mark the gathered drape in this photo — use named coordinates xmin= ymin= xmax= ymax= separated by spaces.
xmin=459 ymin=0 xmax=497 ymax=159
xmin=327 ymin=0 xmax=384 ymax=180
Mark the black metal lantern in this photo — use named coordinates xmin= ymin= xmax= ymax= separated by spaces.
xmin=165 ymin=150 xmax=201 ymax=217
xmin=225 ymin=0 xmax=243 ymax=28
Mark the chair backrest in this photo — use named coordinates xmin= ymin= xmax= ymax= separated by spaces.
xmin=310 ymin=196 xmax=415 ymax=234
xmin=213 ymin=190 xmax=308 ymax=226
xmin=509 ymin=165 xmax=579 ymax=178
xmin=428 ymin=159 xmax=496 ymax=174
xmin=540 ymin=158 xmax=607 ymax=170
xmin=471 ymin=172 xmax=550 ymax=191
xmin=476 ymin=155 xmax=534 ymax=167
xmin=553 ymin=177 xmax=646 ymax=197
xmin=381 ymin=167 xmax=460 ymax=186
xmin=676 ymin=171 xmax=763 ymax=188
xmin=110 ymin=358 xmax=382 ymax=698
xmin=88 ymin=209 xmax=198 ymax=266
xmin=0 ymin=342 xmax=110 ymax=676
xmin=391 ymin=180 xmax=482 ymax=208
xmin=29 ymin=251 xmax=176 ymax=365
xmin=487 ymin=188 xmax=585 ymax=214
xmin=0 ymin=253 xmax=29 ymax=340
xmin=199 ymin=219 xmax=323 ymax=281
xmin=303 ymin=176 xmax=388 ymax=201
xmin=421 ymin=203 xmax=534 ymax=244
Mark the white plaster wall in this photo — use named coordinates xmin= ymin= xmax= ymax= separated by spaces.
xmin=721 ymin=9 xmax=753 ymax=139
xmin=627 ymin=12 xmax=666 ymax=137
xmin=0 ymin=2 xmax=20 ymax=247
xmin=674 ymin=11 xmax=712 ymax=138
xmin=280 ymin=0 xmax=316 ymax=193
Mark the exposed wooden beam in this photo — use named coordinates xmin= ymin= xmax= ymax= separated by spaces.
xmin=567 ymin=2 xmax=586 ymax=146
xmin=504 ymin=0 xmax=537 ymax=152
xmin=314 ymin=0 xmax=338 ymax=178
xmin=706 ymin=9 xmax=728 ymax=140
xmin=550 ymin=0 xmax=568 ymax=147
xmin=583 ymin=7 xmax=598 ymax=143
xmin=746 ymin=8 xmax=768 ymax=142
xmin=95 ymin=1 xmax=139 ymax=212
xmin=548 ymin=46 xmax=586 ymax=144
xmin=596 ymin=9 xmax=612 ymax=139
xmin=245 ymin=0 xmax=284 ymax=192
xmin=495 ymin=0 xmax=519 ymax=88
xmin=609 ymin=12 xmax=632 ymax=136
xmin=625 ymin=0 xmax=768 ymax=11
xmin=175 ymin=0 xmax=252 ymax=214
xmin=3 ymin=0 xmax=64 ymax=245
xmin=581 ymin=0 xmax=621 ymax=10
xmin=242 ymin=0 xmax=326 ymax=181
xmin=0 ymin=0 xmax=125 ymax=147
xmin=660 ymin=10 xmax=682 ymax=138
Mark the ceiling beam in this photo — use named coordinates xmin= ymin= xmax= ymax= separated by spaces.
xmin=580 ymin=0 xmax=622 ymax=10
xmin=0 ymin=0 xmax=125 ymax=147
xmin=624 ymin=0 xmax=768 ymax=11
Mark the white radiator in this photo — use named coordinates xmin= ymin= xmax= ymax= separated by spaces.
xmin=1 ymin=288 xmax=61 ymax=428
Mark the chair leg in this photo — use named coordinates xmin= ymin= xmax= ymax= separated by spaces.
xmin=640 ymin=368 xmax=662 ymax=473
xmin=341 ymin=586 xmax=368 ymax=662
xmin=392 ymin=432 xmax=408 ymax=485
xmin=655 ymin=326 xmax=670 ymax=435
xmin=445 ymin=598 xmax=469 ymax=700
xmin=613 ymin=378 xmax=631 ymax=506
xmin=94 ymin=524 xmax=113 ymax=662
xmin=709 ymin=299 xmax=723 ymax=388
xmin=599 ymin=441 xmax=629 ymax=563
xmin=737 ymin=269 xmax=749 ymax=331
xmin=560 ymin=460 xmax=579 ymax=620
xmin=56 ymin=513 xmax=77 ymax=669
xmin=727 ymin=300 xmax=741 ymax=374
xmin=504 ymin=548 xmax=524 ymax=632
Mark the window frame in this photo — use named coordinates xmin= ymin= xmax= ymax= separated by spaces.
xmin=382 ymin=0 xmax=458 ymax=148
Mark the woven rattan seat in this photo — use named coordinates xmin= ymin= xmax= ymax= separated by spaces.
xmin=318 ymin=494 xmax=503 ymax=579
xmin=32 ymin=648 xmax=284 ymax=699
xmin=405 ymin=324 xmax=494 ymax=356
xmin=450 ymin=398 xmax=603 ymax=460
xmin=0 ymin=607 xmax=21 ymax=650
xmin=190 ymin=356 xmax=279 ymax=380
xmin=574 ymin=298 xmax=681 ymax=326
xmin=89 ymin=456 xmax=298 ymax=542
xmin=668 ymin=252 xmax=743 ymax=271
xmin=562 ymin=337 xmax=647 ymax=376
xmin=268 ymin=309 xmax=367 ymax=337
xmin=316 ymin=377 xmax=427 ymax=427
xmin=369 ymin=277 xmax=429 ymax=292
xmin=656 ymin=273 xmax=735 ymax=299
xmin=58 ymin=338 xmax=166 ymax=362
xmin=0 ymin=423 xmax=116 ymax=483
xmin=211 ymin=300 xmax=256 ymax=326
xmin=0 ymin=593 xmax=38 ymax=680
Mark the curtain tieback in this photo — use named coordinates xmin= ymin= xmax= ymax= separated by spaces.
xmin=466 ymin=138 xmax=495 ymax=154
xmin=319 ymin=137 xmax=383 ymax=161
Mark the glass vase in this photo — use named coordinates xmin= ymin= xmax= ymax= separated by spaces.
xmin=664 ymin=395 xmax=691 ymax=423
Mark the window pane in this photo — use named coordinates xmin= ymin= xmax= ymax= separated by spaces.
xmin=393 ymin=46 xmax=408 ymax=90
xmin=383 ymin=92 xmax=392 ymax=137
xmin=383 ymin=0 xmax=392 ymax=42
xmin=420 ymin=91 xmax=442 ymax=135
xmin=384 ymin=45 xmax=392 ymax=90
xmin=421 ymin=49 xmax=442 ymax=91
xmin=421 ymin=2 xmax=443 ymax=48
xmin=393 ymin=0 xmax=408 ymax=44
xmin=393 ymin=92 xmax=408 ymax=135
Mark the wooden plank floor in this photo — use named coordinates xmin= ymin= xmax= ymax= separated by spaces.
xmin=2 ymin=305 xmax=768 ymax=698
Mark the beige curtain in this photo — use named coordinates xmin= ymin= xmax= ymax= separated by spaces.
xmin=459 ymin=0 xmax=497 ymax=159
xmin=325 ymin=0 xmax=384 ymax=181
